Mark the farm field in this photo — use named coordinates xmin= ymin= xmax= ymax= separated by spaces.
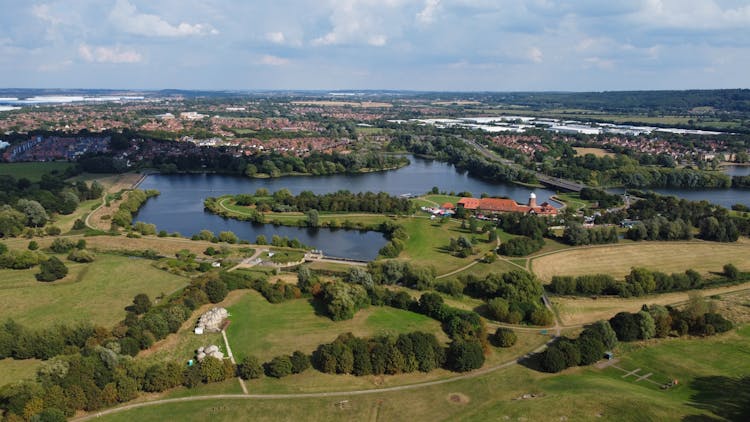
xmin=94 ymin=324 xmax=750 ymax=422
xmin=551 ymin=282 xmax=750 ymax=326
xmin=0 ymin=161 xmax=73 ymax=181
xmin=0 ymin=253 xmax=188 ymax=328
xmin=531 ymin=240 xmax=750 ymax=281
xmin=573 ymin=147 xmax=614 ymax=157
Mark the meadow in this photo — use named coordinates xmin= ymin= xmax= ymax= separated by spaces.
xmin=94 ymin=324 xmax=750 ymax=421
xmin=531 ymin=240 xmax=750 ymax=281
xmin=0 ymin=161 xmax=73 ymax=181
xmin=0 ymin=253 xmax=188 ymax=328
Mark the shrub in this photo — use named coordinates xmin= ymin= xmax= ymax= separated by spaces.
xmin=493 ymin=327 xmax=517 ymax=347
xmin=68 ymin=249 xmax=95 ymax=263
xmin=49 ymin=238 xmax=75 ymax=253
xmin=446 ymin=340 xmax=484 ymax=372
xmin=36 ymin=257 xmax=68 ymax=281
xmin=265 ymin=355 xmax=293 ymax=378
xmin=237 ymin=356 xmax=263 ymax=380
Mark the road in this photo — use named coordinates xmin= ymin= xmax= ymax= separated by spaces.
xmin=458 ymin=137 xmax=586 ymax=192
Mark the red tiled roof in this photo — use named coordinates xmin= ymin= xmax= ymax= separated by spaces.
xmin=441 ymin=202 xmax=455 ymax=209
xmin=457 ymin=196 xmax=557 ymax=215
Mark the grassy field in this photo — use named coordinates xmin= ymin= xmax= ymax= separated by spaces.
xmin=96 ymin=324 xmax=750 ymax=421
xmin=552 ymin=282 xmax=750 ymax=326
xmin=531 ymin=240 xmax=750 ymax=281
xmin=573 ymin=147 xmax=614 ymax=157
xmin=226 ymin=290 xmax=446 ymax=362
xmin=399 ymin=218 xmax=497 ymax=275
xmin=0 ymin=358 xmax=41 ymax=387
xmin=0 ymin=162 xmax=73 ymax=181
xmin=0 ymin=253 xmax=188 ymax=328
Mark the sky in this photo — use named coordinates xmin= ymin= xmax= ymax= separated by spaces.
xmin=1 ymin=0 xmax=749 ymax=91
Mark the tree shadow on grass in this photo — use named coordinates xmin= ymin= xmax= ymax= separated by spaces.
xmin=683 ymin=375 xmax=750 ymax=421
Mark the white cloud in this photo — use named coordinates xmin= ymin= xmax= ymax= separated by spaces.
xmin=31 ymin=4 xmax=62 ymax=25
xmin=78 ymin=44 xmax=142 ymax=63
xmin=109 ymin=0 xmax=218 ymax=37
xmin=584 ymin=56 xmax=615 ymax=70
xmin=266 ymin=32 xmax=286 ymax=44
xmin=527 ymin=47 xmax=543 ymax=63
xmin=416 ymin=0 xmax=441 ymax=25
xmin=635 ymin=0 xmax=750 ymax=30
xmin=258 ymin=54 xmax=290 ymax=66
xmin=312 ymin=0 xmax=412 ymax=47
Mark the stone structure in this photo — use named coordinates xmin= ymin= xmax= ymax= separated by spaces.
xmin=196 ymin=345 xmax=224 ymax=361
xmin=195 ymin=307 xmax=228 ymax=334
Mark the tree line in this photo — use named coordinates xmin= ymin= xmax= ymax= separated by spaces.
xmin=232 ymin=189 xmax=412 ymax=215
xmin=548 ymin=264 xmax=744 ymax=297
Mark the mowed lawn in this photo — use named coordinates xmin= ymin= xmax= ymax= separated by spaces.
xmin=531 ymin=240 xmax=750 ymax=282
xmin=226 ymin=290 xmax=445 ymax=362
xmin=399 ymin=218 xmax=496 ymax=275
xmin=97 ymin=324 xmax=750 ymax=422
xmin=0 ymin=253 xmax=188 ymax=328
xmin=0 ymin=162 xmax=73 ymax=181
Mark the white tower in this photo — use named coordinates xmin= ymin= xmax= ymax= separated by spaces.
xmin=528 ymin=192 xmax=537 ymax=208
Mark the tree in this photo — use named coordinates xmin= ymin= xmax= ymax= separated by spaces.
xmin=446 ymin=340 xmax=485 ymax=372
xmin=306 ymin=209 xmax=320 ymax=228
xmin=200 ymin=356 xmax=227 ymax=383
xmin=636 ymin=310 xmax=656 ymax=340
xmin=205 ymin=279 xmax=228 ymax=303
xmin=218 ymin=231 xmax=238 ymax=244
xmin=609 ymin=312 xmax=640 ymax=342
xmin=723 ymin=263 xmax=740 ymax=280
xmin=36 ymin=257 xmax=68 ymax=282
xmin=493 ymin=327 xmax=517 ymax=347
xmin=577 ymin=334 xmax=605 ymax=365
xmin=290 ymin=351 xmax=311 ymax=374
xmin=0 ymin=206 xmax=26 ymax=237
xmin=486 ymin=297 xmax=510 ymax=321
xmin=540 ymin=346 xmax=567 ymax=373
xmin=17 ymin=199 xmax=48 ymax=227
xmin=255 ymin=235 xmax=267 ymax=245
xmin=132 ymin=294 xmax=152 ymax=314
xmin=237 ymin=356 xmax=263 ymax=379
xmin=265 ymin=355 xmax=293 ymax=378
xmin=321 ymin=282 xmax=369 ymax=321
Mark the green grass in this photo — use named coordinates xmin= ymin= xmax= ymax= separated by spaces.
xmin=97 ymin=324 xmax=750 ymax=422
xmin=0 ymin=253 xmax=188 ymax=328
xmin=266 ymin=250 xmax=305 ymax=264
xmin=0 ymin=358 xmax=42 ymax=387
xmin=0 ymin=162 xmax=73 ymax=181
xmin=399 ymin=218 xmax=497 ymax=274
xmin=226 ymin=290 xmax=445 ymax=362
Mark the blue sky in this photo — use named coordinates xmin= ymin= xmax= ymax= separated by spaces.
xmin=1 ymin=0 xmax=749 ymax=91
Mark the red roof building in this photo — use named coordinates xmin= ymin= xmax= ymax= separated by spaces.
xmin=457 ymin=192 xmax=557 ymax=216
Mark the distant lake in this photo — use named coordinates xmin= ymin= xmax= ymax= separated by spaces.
xmin=723 ymin=165 xmax=750 ymax=177
xmin=134 ymin=156 xmax=557 ymax=259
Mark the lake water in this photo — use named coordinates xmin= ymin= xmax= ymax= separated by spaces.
xmin=134 ymin=156 xmax=750 ymax=258
xmin=134 ymin=156 xmax=557 ymax=259
xmin=723 ymin=165 xmax=750 ymax=177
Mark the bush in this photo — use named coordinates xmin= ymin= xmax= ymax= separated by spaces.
xmin=237 ymin=356 xmax=263 ymax=380
xmin=68 ymin=249 xmax=95 ymax=263
xmin=36 ymin=257 xmax=68 ymax=281
xmin=290 ymin=351 xmax=311 ymax=374
xmin=446 ymin=340 xmax=485 ymax=372
xmin=27 ymin=241 xmax=39 ymax=251
xmin=205 ymin=279 xmax=228 ymax=303
xmin=493 ymin=327 xmax=517 ymax=347
xmin=723 ymin=263 xmax=739 ymax=280
xmin=265 ymin=355 xmax=293 ymax=378
xmin=540 ymin=346 xmax=567 ymax=373
xmin=49 ymin=238 xmax=75 ymax=253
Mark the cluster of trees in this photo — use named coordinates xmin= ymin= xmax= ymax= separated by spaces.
xmin=367 ymin=261 xmax=437 ymax=290
xmin=548 ymin=265 xmax=741 ymax=297
xmin=110 ymin=189 xmax=159 ymax=229
xmin=609 ymin=299 xmax=732 ymax=342
xmin=243 ymin=151 xmax=409 ymax=178
xmin=0 ymin=244 xmax=43 ymax=269
xmin=390 ymin=134 xmax=537 ymax=185
xmin=447 ymin=236 xmax=476 ymax=258
xmin=562 ymin=222 xmax=619 ymax=246
xmin=498 ymin=236 xmax=543 ymax=257
xmin=732 ymin=175 xmax=750 ymax=189
xmin=377 ymin=222 xmax=409 ymax=258
xmin=319 ymin=281 xmax=370 ymax=321
xmin=0 ymin=172 xmax=104 ymax=238
xmin=232 ymin=190 xmax=412 ymax=215
xmin=579 ymin=188 xmax=622 ymax=208
xmin=537 ymin=321 xmax=618 ymax=373
xmin=621 ymin=192 xmax=744 ymax=241
xmin=0 ymin=340 xmax=236 ymax=419
xmin=458 ymin=271 xmax=552 ymax=325
xmin=260 ymin=351 xmax=310 ymax=378
xmin=625 ymin=216 xmax=692 ymax=241
xmin=312 ymin=332 xmax=446 ymax=376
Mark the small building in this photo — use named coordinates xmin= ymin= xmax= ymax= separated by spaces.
xmin=604 ymin=351 xmax=614 ymax=360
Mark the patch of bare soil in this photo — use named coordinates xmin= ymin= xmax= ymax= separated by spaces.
xmin=447 ymin=393 xmax=470 ymax=404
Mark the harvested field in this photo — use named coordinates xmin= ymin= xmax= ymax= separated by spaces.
xmin=531 ymin=241 xmax=750 ymax=282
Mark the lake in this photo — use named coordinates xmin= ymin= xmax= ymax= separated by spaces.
xmin=134 ymin=157 xmax=749 ymax=259
xmin=134 ymin=156 xmax=557 ymax=259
